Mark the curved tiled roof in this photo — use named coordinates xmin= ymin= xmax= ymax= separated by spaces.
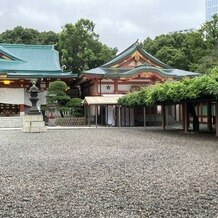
xmin=0 ymin=43 xmax=75 ymax=78
xmin=83 ymin=41 xmax=199 ymax=79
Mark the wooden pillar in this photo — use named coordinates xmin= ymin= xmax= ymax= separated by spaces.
xmin=216 ymin=101 xmax=218 ymax=137
xmin=107 ymin=106 xmax=109 ymax=125
xmin=207 ymin=101 xmax=212 ymax=132
xmin=162 ymin=105 xmax=166 ymax=130
xmin=100 ymin=106 xmax=104 ymax=125
xmin=118 ymin=106 xmax=121 ymax=127
xmin=19 ymin=104 xmax=25 ymax=116
xmin=88 ymin=105 xmax=91 ymax=127
xmin=85 ymin=105 xmax=88 ymax=125
xmin=200 ymin=103 xmax=203 ymax=123
xmin=174 ymin=105 xmax=177 ymax=121
xmin=143 ymin=107 xmax=146 ymax=127
xmin=183 ymin=102 xmax=189 ymax=132
xmin=93 ymin=79 xmax=98 ymax=95
xmin=114 ymin=79 xmax=118 ymax=94
xmin=95 ymin=105 xmax=98 ymax=128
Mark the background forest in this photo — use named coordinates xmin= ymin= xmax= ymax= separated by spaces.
xmin=0 ymin=16 xmax=217 ymax=75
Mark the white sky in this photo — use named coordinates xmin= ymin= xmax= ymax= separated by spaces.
xmin=0 ymin=0 xmax=205 ymax=51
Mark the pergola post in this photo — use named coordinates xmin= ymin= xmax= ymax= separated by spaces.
xmin=143 ymin=107 xmax=146 ymax=128
xmin=95 ymin=105 xmax=98 ymax=128
xmin=162 ymin=105 xmax=166 ymax=130
xmin=207 ymin=101 xmax=212 ymax=132
xmin=100 ymin=106 xmax=104 ymax=125
xmin=183 ymin=102 xmax=189 ymax=132
xmin=216 ymin=101 xmax=218 ymax=137
xmin=88 ymin=105 xmax=91 ymax=127
xmin=85 ymin=105 xmax=88 ymax=125
xmin=118 ymin=106 xmax=121 ymax=127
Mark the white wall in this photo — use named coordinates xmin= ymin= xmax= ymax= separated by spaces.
xmin=118 ymin=84 xmax=131 ymax=92
xmin=99 ymin=84 xmax=114 ymax=94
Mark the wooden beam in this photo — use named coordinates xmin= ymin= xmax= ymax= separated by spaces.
xmin=183 ymin=102 xmax=189 ymax=132
xmin=216 ymin=101 xmax=218 ymax=137
xmin=100 ymin=106 xmax=104 ymax=125
xmin=95 ymin=105 xmax=98 ymax=128
xmin=85 ymin=105 xmax=88 ymax=125
xmin=162 ymin=105 xmax=166 ymax=130
xmin=182 ymin=103 xmax=189 ymax=132
xmin=88 ymin=105 xmax=91 ymax=127
xmin=143 ymin=107 xmax=146 ymax=128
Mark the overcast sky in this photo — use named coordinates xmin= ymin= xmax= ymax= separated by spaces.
xmin=0 ymin=0 xmax=205 ymax=51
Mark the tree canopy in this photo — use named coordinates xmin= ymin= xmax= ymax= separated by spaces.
xmin=0 ymin=20 xmax=117 ymax=75
xmin=46 ymin=81 xmax=71 ymax=117
xmin=58 ymin=18 xmax=117 ymax=74
xmin=0 ymin=26 xmax=58 ymax=45
xmin=143 ymin=15 xmax=218 ymax=74
xmin=0 ymin=16 xmax=217 ymax=75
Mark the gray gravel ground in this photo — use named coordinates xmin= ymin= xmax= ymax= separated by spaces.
xmin=0 ymin=127 xmax=217 ymax=217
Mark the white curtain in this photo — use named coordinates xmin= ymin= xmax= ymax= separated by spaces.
xmin=0 ymin=88 xmax=25 ymax=104
xmin=0 ymin=88 xmax=47 ymax=106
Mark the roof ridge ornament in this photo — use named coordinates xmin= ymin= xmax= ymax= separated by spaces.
xmin=134 ymin=39 xmax=140 ymax=46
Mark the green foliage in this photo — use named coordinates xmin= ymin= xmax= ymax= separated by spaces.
xmin=0 ymin=26 xmax=58 ymax=45
xmin=58 ymin=18 xmax=117 ymax=74
xmin=46 ymin=81 xmax=71 ymax=112
xmin=67 ymin=98 xmax=83 ymax=107
xmin=119 ymin=68 xmax=218 ymax=107
xmin=66 ymin=98 xmax=84 ymax=117
xmin=143 ymin=16 xmax=218 ymax=74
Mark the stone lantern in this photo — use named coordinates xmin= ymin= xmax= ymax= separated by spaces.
xmin=22 ymin=81 xmax=47 ymax=133
xmin=28 ymin=81 xmax=41 ymax=115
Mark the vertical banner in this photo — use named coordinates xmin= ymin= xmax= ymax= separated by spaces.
xmin=106 ymin=106 xmax=115 ymax=126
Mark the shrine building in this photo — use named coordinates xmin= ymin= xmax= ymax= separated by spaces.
xmin=81 ymin=41 xmax=199 ymax=126
xmin=0 ymin=43 xmax=76 ymax=127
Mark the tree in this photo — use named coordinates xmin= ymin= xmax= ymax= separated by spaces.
xmin=192 ymin=15 xmax=218 ymax=74
xmin=46 ymin=81 xmax=71 ymax=117
xmin=143 ymin=16 xmax=218 ymax=74
xmin=200 ymin=14 xmax=218 ymax=49
xmin=155 ymin=46 xmax=188 ymax=70
xmin=58 ymin=18 xmax=117 ymax=74
xmin=0 ymin=26 xmax=58 ymax=45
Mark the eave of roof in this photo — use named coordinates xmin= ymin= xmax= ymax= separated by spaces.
xmin=83 ymin=66 xmax=199 ymax=79
xmin=5 ymin=71 xmax=77 ymax=78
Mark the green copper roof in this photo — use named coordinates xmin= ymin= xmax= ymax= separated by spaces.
xmin=83 ymin=41 xmax=199 ymax=79
xmin=83 ymin=66 xmax=199 ymax=78
xmin=0 ymin=43 xmax=76 ymax=78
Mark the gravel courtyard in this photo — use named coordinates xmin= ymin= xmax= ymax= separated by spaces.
xmin=0 ymin=127 xmax=217 ymax=217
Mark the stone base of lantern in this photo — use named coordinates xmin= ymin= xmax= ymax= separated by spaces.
xmin=22 ymin=115 xmax=47 ymax=133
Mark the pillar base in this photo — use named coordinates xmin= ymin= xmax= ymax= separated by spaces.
xmin=22 ymin=115 xmax=47 ymax=133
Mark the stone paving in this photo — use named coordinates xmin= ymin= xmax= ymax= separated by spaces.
xmin=0 ymin=127 xmax=217 ymax=217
